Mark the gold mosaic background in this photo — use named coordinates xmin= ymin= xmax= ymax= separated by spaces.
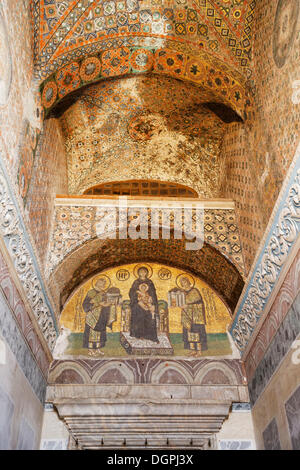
xmin=61 ymin=262 xmax=231 ymax=335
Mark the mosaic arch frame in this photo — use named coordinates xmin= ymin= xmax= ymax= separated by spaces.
xmin=40 ymin=49 xmax=251 ymax=120
xmin=48 ymin=237 xmax=244 ymax=318
xmin=32 ymin=0 xmax=257 ymax=84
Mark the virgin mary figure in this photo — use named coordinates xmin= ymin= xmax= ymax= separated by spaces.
xmin=129 ymin=266 xmax=159 ymax=343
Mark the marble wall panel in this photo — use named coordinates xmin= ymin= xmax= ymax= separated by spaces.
xmin=0 ymin=335 xmax=44 ymax=449
xmin=251 ymin=332 xmax=300 ymax=450
xmin=285 ymin=385 xmax=300 ymax=450
xmin=262 ymin=418 xmax=281 ymax=451
xmin=0 ymin=288 xmax=47 ymax=403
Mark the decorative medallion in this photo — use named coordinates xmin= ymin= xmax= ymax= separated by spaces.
xmin=101 ymin=47 xmax=131 ymax=77
xmin=56 ymin=62 xmax=81 ymax=98
xmin=158 ymin=268 xmax=172 ymax=281
xmin=154 ymin=49 xmax=186 ymax=77
xmin=273 ymin=0 xmax=299 ymax=68
xmin=130 ymin=48 xmax=153 ymax=72
xmin=128 ymin=112 xmax=163 ymax=142
xmin=80 ymin=56 xmax=101 ymax=82
xmin=42 ymin=81 xmax=58 ymax=108
xmin=116 ymin=269 xmax=130 ymax=281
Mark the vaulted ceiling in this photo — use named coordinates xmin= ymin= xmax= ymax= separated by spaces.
xmin=32 ymin=0 xmax=256 ymax=119
xmin=59 ymin=74 xmax=227 ymax=196
xmin=30 ymin=1 xmax=256 ymax=306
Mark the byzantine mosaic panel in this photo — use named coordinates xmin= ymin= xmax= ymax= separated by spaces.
xmin=48 ymin=203 xmax=245 ymax=276
xmin=48 ymin=236 xmax=244 ymax=318
xmin=57 ymin=262 xmax=234 ymax=359
xmin=32 ymin=0 xmax=256 ymax=82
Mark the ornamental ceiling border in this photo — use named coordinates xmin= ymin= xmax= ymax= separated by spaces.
xmin=38 ymin=46 xmax=251 ymax=120
xmin=230 ymin=142 xmax=300 ymax=354
xmin=31 ymin=0 xmax=256 ymax=79
xmin=0 ymin=155 xmax=58 ymax=351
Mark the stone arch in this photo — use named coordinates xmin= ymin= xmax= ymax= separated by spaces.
xmin=151 ymin=362 xmax=193 ymax=385
xmin=48 ymin=237 xmax=244 ymax=317
xmin=48 ymin=361 xmax=91 ymax=384
xmin=92 ymin=361 xmax=135 ymax=385
xmin=194 ymin=361 xmax=238 ymax=386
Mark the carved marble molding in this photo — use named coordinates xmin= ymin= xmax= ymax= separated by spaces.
xmin=0 ymin=247 xmax=51 ymax=376
xmin=48 ymin=358 xmax=247 ymax=387
xmin=0 ymin=158 xmax=58 ymax=350
xmin=230 ymin=143 xmax=300 ymax=353
xmin=46 ymin=385 xmax=240 ymax=449
xmin=244 ymin=248 xmax=300 ymax=380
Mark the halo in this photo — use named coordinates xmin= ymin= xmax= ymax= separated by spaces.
xmin=133 ymin=263 xmax=153 ymax=279
xmin=92 ymin=274 xmax=111 ymax=290
xmin=176 ymin=273 xmax=195 ymax=290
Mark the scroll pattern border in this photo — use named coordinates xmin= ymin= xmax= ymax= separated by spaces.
xmin=0 ymin=158 xmax=58 ymax=350
xmin=230 ymin=144 xmax=300 ymax=353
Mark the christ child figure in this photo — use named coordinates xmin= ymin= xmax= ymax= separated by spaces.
xmin=137 ymin=283 xmax=156 ymax=318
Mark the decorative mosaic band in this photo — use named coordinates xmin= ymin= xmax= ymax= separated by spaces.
xmin=32 ymin=0 xmax=255 ymax=80
xmin=0 ymin=158 xmax=58 ymax=350
xmin=48 ymin=358 xmax=246 ymax=386
xmin=48 ymin=204 xmax=245 ymax=277
xmin=230 ymin=144 xmax=300 ymax=353
xmin=40 ymin=46 xmax=250 ymax=119
xmin=0 ymin=250 xmax=50 ymax=376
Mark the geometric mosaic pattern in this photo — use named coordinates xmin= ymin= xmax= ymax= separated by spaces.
xmin=32 ymin=0 xmax=257 ymax=80
xmin=40 ymin=46 xmax=251 ymax=118
xmin=32 ymin=1 xmax=256 ymax=117
xmin=47 ymin=205 xmax=245 ymax=276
